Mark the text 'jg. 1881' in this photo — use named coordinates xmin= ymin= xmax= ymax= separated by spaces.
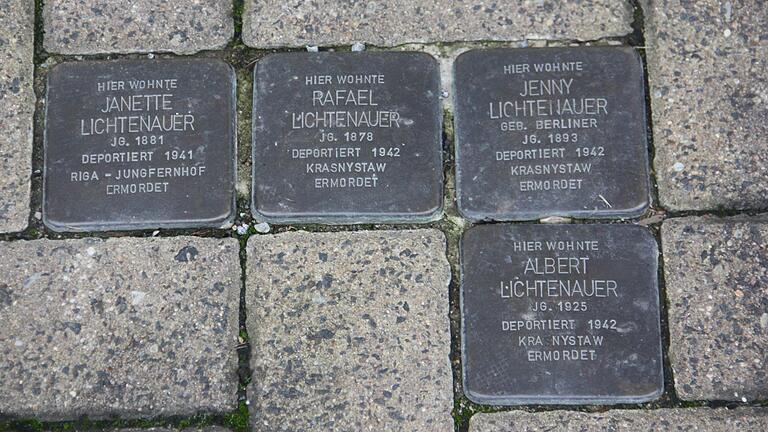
xmin=43 ymin=58 xmax=237 ymax=232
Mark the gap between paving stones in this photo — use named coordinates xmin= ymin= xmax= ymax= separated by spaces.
xmin=3 ymin=1 xmax=767 ymax=431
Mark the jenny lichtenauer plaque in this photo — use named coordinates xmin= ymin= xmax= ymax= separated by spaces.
xmin=461 ymin=224 xmax=663 ymax=404
xmin=44 ymin=59 xmax=236 ymax=232
xmin=252 ymin=52 xmax=443 ymax=223
xmin=454 ymin=47 xmax=650 ymax=221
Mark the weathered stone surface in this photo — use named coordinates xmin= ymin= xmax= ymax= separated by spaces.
xmin=662 ymin=216 xmax=768 ymax=401
xmin=110 ymin=428 xmax=232 ymax=432
xmin=246 ymin=230 xmax=453 ymax=431
xmin=0 ymin=0 xmax=34 ymax=232
xmin=469 ymin=408 xmax=768 ymax=431
xmin=0 ymin=237 xmax=240 ymax=420
xmin=107 ymin=428 xmax=232 ymax=432
xmin=243 ymin=1 xmax=634 ymax=48
xmin=43 ymin=1 xmax=233 ymax=54
xmin=646 ymin=0 xmax=768 ymax=210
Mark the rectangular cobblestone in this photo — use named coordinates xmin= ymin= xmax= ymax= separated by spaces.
xmin=43 ymin=428 xmax=232 ymax=432
xmin=469 ymin=408 xmax=768 ymax=431
xmin=0 ymin=0 xmax=34 ymax=232
xmin=662 ymin=216 xmax=768 ymax=401
xmin=43 ymin=1 xmax=233 ymax=54
xmin=243 ymin=1 xmax=634 ymax=48
xmin=0 ymin=237 xmax=240 ymax=420
xmin=106 ymin=428 xmax=232 ymax=432
xmin=646 ymin=1 xmax=768 ymax=210
xmin=246 ymin=229 xmax=453 ymax=431
xmin=98 ymin=428 xmax=231 ymax=432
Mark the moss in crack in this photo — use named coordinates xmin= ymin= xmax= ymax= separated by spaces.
xmin=234 ymin=217 xmax=253 ymax=430
xmin=628 ymin=0 xmax=647 ymax=47
xmin=231 ymin=0 xmax=246 ymax=48
xmin=678 ymin=400 xmax=706 ymax=408
xmin=652 ymin=222 xmax=683 ymax=406
xmin=628 ymin=0 xmax=662 ymax=216
xmin=0 ymin=418 xmax=162 ymax=432
xmin=0 ymin=407 xmax=256 ymax=432
xmin=223 ymin=402 xmax=250 ymax=432
xmin=33 ymin=0 xmax=47 ymax=64
xmin=233 ymin=51 xmax=258 ymax=202
xmin=0 ymin=419 xmax=43 ymax=432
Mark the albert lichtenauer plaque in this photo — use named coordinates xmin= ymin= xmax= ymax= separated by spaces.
xmin=252 ymin=52 xmax=443 ymax=223
xmin=461 ymin=224 xmax=663 ymax=404
xmin=454 ymin=47 xmax=650 ymax=221
xmin=44 ymin=59 xmax=236 ymax=231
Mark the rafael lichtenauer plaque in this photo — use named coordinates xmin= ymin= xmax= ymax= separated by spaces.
xmin=44 ymin=59 xmax=236 ymax=231
xmin=454 ymin=47 xmax=650 ymax=221
xmin=252 ymin=52 xmax=443 ymax=223
xmin=461 ymin=224 xmax=663 ymax=404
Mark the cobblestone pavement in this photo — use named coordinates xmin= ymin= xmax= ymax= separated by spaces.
xmin=1 ymin=1 xmax=766 ymax=431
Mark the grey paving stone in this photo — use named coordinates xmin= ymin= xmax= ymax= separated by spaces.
xmin=0 ymin=0 xmax=34 ymax=232
xmin=468 ymin=408 xmax=768 ymax=431
xmin=645 ymin=0 xmax=768 ymax=210
xmin=43 ymin=0 xmax=233 ymax=54
xmin=243 ymin=0 xmax=634 ymax=48
xmin=44 ymin=429 xmax=232 ymax=432
xmin=246 ymin=229 xmax=453 ymax=431
xmin=662 ymin=216 xmax=768 ymax=401
xmin=111 ymin=428 xmax=232 ymax=432
xmin=0 ymin=237 xmax=240 ymax=420
xmin=97 ymin=428 xmax=231 ymax=432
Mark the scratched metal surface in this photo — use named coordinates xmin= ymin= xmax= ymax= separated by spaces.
xmin=251 ymin=51 xmax=443 ymax=224
xmin=454 ymin=47 xmax=650 ymax=221
xmin=43 ymin=58 xmax=236 ymax=232
xmin=460 ymin=223 xmax=663 ymax=404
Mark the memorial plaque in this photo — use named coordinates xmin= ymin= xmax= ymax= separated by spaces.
xmin=252 ymin=52 xmax=443 ymax=223
xmin=454 ymin=47 xmax=650 ymax=221
xmin=44 ymin=59 xmax=236 ymax=232
xmin=461 ymin=224 xmax=663 ymax=404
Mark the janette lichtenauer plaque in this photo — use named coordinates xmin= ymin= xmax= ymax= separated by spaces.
xmin=460 ymin=224 xmax=663 ymax=405
xmin=44 ymin=59 xmax=236 ymax=232
xmin=454 ymin=47 xmax=650 ymax=221
xmin=252 ymin=52 xmax=443 ymax=223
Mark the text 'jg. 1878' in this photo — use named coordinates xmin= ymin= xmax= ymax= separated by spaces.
xmin=251 ymin=52 xmax=444 ymax=224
